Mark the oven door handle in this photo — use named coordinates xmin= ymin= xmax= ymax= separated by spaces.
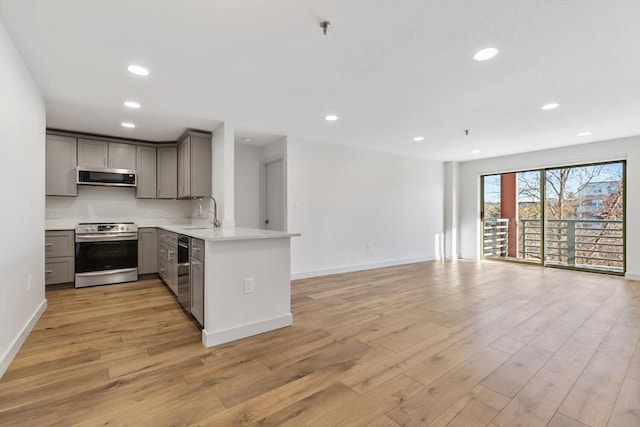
xmin=76 ymin=233 xmax=138 ymax=242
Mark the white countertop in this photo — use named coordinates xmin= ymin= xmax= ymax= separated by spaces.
xmin=45 ymin=219 xmax=300 ymax=241
xmin=45 ymin=218 xmax=193 ymax=231
xmin=158 ymin=225 xmax=300 ymax=242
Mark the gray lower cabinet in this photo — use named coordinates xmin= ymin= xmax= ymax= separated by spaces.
xmin=157 ymin=147 xmax=178 ymax=199
xmin=136 ymin=146 xmax=157 ymax=199
xmin=45 ymin=230 xmax=74 ymax=285
xmin=46 ymin=134 xmax=77 ymax=196
xmin=158 ymin=230 xmax=178 ymax=294
xmin=138 ymin=228 xmax=158 ymax=274
xmin=190 ymin=238 xmax=205 ymax=325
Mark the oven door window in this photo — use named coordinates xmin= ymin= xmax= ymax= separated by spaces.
xmin=75 ymin=240 xmax=138 ymax=273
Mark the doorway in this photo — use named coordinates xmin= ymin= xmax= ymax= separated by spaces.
xmin=261 ymin=156 xmax=285 ymax=231
xmin=481 ymin=160 xmax=625 ymax=274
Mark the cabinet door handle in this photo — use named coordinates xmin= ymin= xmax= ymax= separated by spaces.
xmin=104 ymin=157 xmax=107 ymax=167
xmin=45 ymin=243 xmax=53 ymax=247
xmin=45 ymin=270 xmax=53 ymax=274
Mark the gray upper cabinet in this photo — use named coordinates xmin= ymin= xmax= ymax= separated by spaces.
xmin=177 ymin=137 xmax=191 ymax=198
xmin=157 ymin=146 xmax=177 ymax=199
xmin=109 ymin=142 xmax=136 ymax=169
xmin=77 ymin=139 xmax=136 ymax=170
xmin=46 ymin=134 xmax=77 ymax=196
xmin=136 ymin=146 xmax=157 ymax=199
xmin=77 ymin=138 xmax=109 ymax=168
xmin=177 ymin=131 xmax=212 ymax=199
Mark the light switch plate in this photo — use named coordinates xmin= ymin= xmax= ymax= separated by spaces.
xmin=243 ymin=278 xmax=254 ymax=294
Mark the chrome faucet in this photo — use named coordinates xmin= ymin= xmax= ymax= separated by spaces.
xmin=195 ymin=196 xmax=221 ymax=228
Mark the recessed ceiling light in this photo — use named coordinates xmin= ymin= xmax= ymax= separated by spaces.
xmin=121 ymin=122 xmax=135 ymax=128
xmin=541 ymin=103 xmax=560 ymax=110
xmin=124 ymin=101 xmax=141 ymax=109
xmin=413 ymin=136 xmax=425 ymax=142
xmin=127 ymin=65 xmax=149 ymax=76
xmin=473 ymin=47 xmax=499 ymax=61
xmin=578 ymin=132 xmax=591 ymax=137
xmin=325 ymin=114 xmax=338 ymax=121
xmin=471 ymin=150 xmax=482 ymax=154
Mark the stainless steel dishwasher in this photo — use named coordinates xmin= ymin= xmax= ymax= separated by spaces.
xmin=177 ymin=235 xmax=191 ymax=314
xmin=177 ymin=234 xmax=204 ymax=327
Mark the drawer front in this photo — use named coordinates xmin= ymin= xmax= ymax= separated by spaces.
xmin=158 ymin=230 xmax=178 ymax=245
xmin=45 ymin=257 xmax=75 ymax=285
xmin=191 ymin=238 xmax=205 ymax=262
xmin=45 ymin=230 xmax=74 ymax=258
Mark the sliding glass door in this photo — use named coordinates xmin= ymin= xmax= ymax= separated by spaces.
xmin=482 ymin=170 xmax=542 ymax=263
xmin=481 ymin=161 xmax=625 ymax=274
xmin=544 ymin=162 xmax=625 ymax=273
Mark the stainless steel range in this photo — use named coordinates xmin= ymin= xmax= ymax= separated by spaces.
xmin=75 ymin=222 xmax=138 ymax=288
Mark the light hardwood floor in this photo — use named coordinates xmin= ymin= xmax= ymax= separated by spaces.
xmin=1 ymin=260 xmax=639 ymax=426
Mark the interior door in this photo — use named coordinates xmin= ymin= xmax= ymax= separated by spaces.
xmin=264 ymin=158 xmax=284 ymax=231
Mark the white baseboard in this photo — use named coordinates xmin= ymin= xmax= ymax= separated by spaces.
xmin=202 ymin=313 xmax=292 ymax=347
xmin=291 ymin=256 xmax=437 ymax=280
xmin=0 ymin=299 xmax=47 ymax=379
xmin=625 ymin=272 xmax=640 ymax=281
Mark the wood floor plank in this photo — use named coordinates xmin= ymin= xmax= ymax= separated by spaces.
xmin=558 ymin=314 xmax=640 ymax=427
xmin=492 ymin=367 xmax=575 ymax=427
xmin=481 ymin=344 xmax=553 ymax=398
xmin=0 ymin=263 xmax=637 ymax=426
xmin=607 ymin=376 xmax=640 ymax=427
xmin=312 ymin=374 xmax=424 ymax=427
xmin=387 ymin=347 xmax=511 ymax=426
xmin=426 ymin=384 xmax=510 ymax=427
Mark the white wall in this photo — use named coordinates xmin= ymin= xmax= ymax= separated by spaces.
xmin=234 ymin=144 xmax=263 ymax=229
xmin=45 ymin=186 xmax=192 ymax=222
xmin=0 ymin=20 xmax=47 ymax=377
xmin=234 ymin=138 xmax=288 ymax=230
xmin=456 ymin=135 xmax=640 ymax=279
xmin=212 ymin=123 xmax=235 ymax=227
xmin=287 ymin=137 xmax=444 ymax=278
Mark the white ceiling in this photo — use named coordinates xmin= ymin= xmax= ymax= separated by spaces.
xmin=1 ymin=0 xmax=638 ymax=161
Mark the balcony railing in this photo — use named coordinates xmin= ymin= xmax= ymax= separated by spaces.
xmin=484 ymin=218 xmax=624 ymax=273
xmin=483 ymin=218 xmax=509 ymax=257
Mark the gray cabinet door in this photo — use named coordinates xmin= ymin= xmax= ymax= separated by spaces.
xmin=138 ymin=228 xmax=158 ymax=274
xmin=136 ymin=146 xmax=157 ymax=198
xmin=176 ymin=133 xmax=211 ymax=198
xmin=109 ymin=142 xmax=136 ymax=170
xmin=190 ymin=257 xmax=204 ymax=325
xmin=46 ymin=135 xmax=77 ymax=196
xmin=157 ymin=147 xmax=177 ymax=199
xmin=77 ymin=139 xmax=108 ymax=168
xmin=190 ymin=134 xmax=212 ymax=198
xmin=177 ymin=137 xmax=191 ymax=198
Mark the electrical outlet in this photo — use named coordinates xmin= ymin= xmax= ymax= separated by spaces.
xmin=197 ymin=205 xmax=202 ymax=218
xmin=294 ymin=202 xmax=301 ymax=212
xmin=51 ymin=209 xmax=59 ymax=219
xmin=27 ymin=275 xmax=32 ymax=291
xmin=366 ymin=243 xmax=372 ymax=252
xmin=243 ymin=278 xmax=254 ymax=294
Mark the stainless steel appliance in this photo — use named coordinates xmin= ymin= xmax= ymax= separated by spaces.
xmin=177 ymin=235 xmax=191 ymax=312
xmin=75 ymin=222 xmax=138 ymax=287
xmin=176 ymin=234 xmax=204 ymax=327
xmin=77 ymin=166 xmax=136 ymax=187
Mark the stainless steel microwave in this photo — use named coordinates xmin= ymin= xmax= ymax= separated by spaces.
xmin=77 ymin=166 xmax=137 ymax=187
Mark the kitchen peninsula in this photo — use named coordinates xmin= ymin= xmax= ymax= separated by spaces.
xmin=158 ymin=225 xmax=299 ymax=347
